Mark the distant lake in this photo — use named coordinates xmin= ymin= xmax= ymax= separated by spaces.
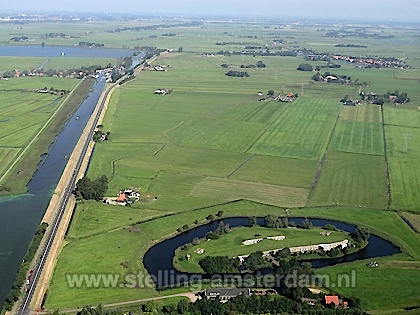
xmin=0 ymin=45 xmax=133 ymax=58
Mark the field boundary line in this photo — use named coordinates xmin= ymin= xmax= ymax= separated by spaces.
xmin=398 ymin=212 xmax=420 ymax=234
xmin=109 ymin=155 xmax=137 ymax=181
xmin=380 ymin=104 xmax=391 ymax=209
xmin=244 ymin=102 xmax=290 ymax=154
xmin=0 ymin=78 xmax=85 ymax=184
xmin=163 ymin=120 xmax=185 ymax=141
xmin=226 ymin=154 xmax=254 ymax=178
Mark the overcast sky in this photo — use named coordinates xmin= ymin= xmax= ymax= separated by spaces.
xmin=1 ymin=0 xmax=420 ymax=22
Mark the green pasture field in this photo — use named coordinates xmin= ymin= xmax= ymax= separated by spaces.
xmin=248 ymin=97 xmax=340 ymax=160
xmin=316 ymin=258 xmax=420 ymax=312
xmin=1 ymin=78 xmax=93 ymax=192
xmin=329 ymin=120 xmax=384 ymax=155
xmin=174 ymin=226 xmax=350 ymax=273
xmin=36 ymin=20 xmax=420 ymax=313
xmin=41 ymin=57 xmax=118 ymax=70
xmin=0 ymin=76 xmax=78 ymax=91
xmin=229 ymin=155 xmax=318 ymax=188
xmin=0 ymin=148 xmax=20 ymax=177
xmin=308 ymin=151 xmax=387 ymax=209
xmin=384 ymin=106 xmax=420 ymax=128
xmin=189 ymin=176 xmax=307 ymax=208
xmin=171 ymin=118 xmax=266 ymax=152
xmin=340 ymin=104 xmax=382 ymax=123
xmin=0 ymin=56 xmax=45 ymax=72
xmin=388 ymin=157 xmax=420 ymax=211
xmin=67 ymin=200 xmax=167 ymax=240
xmin=385 ymin=125 xmax=420 ymax=158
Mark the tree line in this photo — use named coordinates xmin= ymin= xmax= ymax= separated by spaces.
xmin=73 ymin=175 xmax=108 ymax=201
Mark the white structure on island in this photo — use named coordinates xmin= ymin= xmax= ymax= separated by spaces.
xmin=242 ymin=238 xmax=263 ymax=246
xmin=236 ymin=239 xmax=349 ymax=263
xmin=267 ymin=235 xmax=286 ymax=241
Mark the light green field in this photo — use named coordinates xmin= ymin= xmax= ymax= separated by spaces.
xmin=67 ymin=200 xmax=168 ymax=240
xmin=316 ymin=258 xmax=420 ymax=311
xmin=0 ymin=78 xmax=92 ymax=192
xmin=330 ymin=121 xmax=384 ymax=155
xmin=0 ymin=148 xmax=20 ymax=176
xmin=0 ymin=92 xmax=61 ymax=148
xmin=249 ymin=97 xmax=340 ymax=160
xmin=43 ymin=57 xmax=118 ymax=70
xmin=384 ymin=107 xmax=420 ymax=128
xmin=385 ymin=125 xmax=420 ymax=158
xmin=0 ymin=56 xmax=45 ymax=72
xmin=0 ymin=76 xmax=78 ymax=91
xmin=340 ymin=104 xmax=382 ymax=123
xmin=308 ymin=151 xmax=387 ymax=209
xmin=189 ymin=176 xmax=307 ymax=208
xmin=388 ymin=157 xmax=420 ymax=211
xmin=174 ymin=226 xmax=350 ymax=272
xmin=229 ymin=155 xmax=318 ymax=188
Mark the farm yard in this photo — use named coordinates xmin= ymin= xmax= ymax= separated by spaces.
xmin=6 ymin=19 xmax=416 ymax=314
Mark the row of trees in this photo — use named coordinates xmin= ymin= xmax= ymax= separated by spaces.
xmin=71 ymin=295 xmax=366 ymax=315
xmin=74 ymin=175 xmax=108 ymax=201
xmin=360 ymin=90 xmax=409 ymax=105
xmin=205 ymin=221 xmax=231 ymax=240
xmin=78 ymin=41 xmax=104 ymax=47
xmin=225 ymin=70 xmax=250 ymax=77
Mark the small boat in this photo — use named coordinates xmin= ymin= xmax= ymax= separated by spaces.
xmin=76 ymin=116 xmax=79 ymax=120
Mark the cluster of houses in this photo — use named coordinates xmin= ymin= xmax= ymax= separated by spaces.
xmin=275 ymin=92 xmax=295 ymax=102
xmin=257 ymin=92 xmax=295 ymax=103
xmin=104 ymin=188 xmax=140 ymax=206
xmin=331 ymin=54 xmax=407 ymax=69
xmin=203 ymin=288 xmax=349 ymax=309
xmin=303 ymin=295 xmax=349 ymax=309
xmin=304 ymin=50 xmax=407 ymax=69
